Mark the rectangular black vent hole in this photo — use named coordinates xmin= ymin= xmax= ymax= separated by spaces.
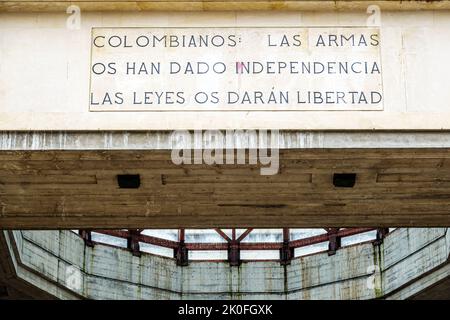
xmin=333 ymin=173 xmax=356 ymax=188
xmin=117 ymin=174 xmax=141 ymax=189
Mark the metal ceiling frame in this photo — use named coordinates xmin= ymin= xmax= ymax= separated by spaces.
xmin=78 ymin=227 xmax=388 ymax=266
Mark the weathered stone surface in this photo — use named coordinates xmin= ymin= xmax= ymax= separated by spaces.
xmin=1 ymin=228 xmax=449 ymax=299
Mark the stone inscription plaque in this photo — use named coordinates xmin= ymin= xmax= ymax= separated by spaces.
xmin=89 ymin=27 xmax=383 ymax=111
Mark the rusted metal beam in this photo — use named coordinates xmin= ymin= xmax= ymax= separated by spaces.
xmin=175 ymin=228 xmax=188 ymax=266
xmin=228 ymin=240 xmax=240 ymax=267
xmin=215 ymin=228 xmax=231 ymax=242
xmin=280 ymin=228 xmax=293 ymax=265
xmin=187 ymin=242 xmax=283 ymax=250
xmin=237 ymin=228 xmax=253 ymax=242
xmin=185 ymin=243 xmax=228 ymax=250
xmin=91 ymin=228 xmax=377 ymax=257
xmin=93 ymin=229 xmax=130 ymax=239
xmin=137 ymin=234 xmax=179 ymax=249
xmin=327 ymin=228 xmax=341 ymax=256
xmin=374 ymin=228 xmax=390 ymax=245
xmin=95 ymin=229 xmax=179 ymax=249
xmin=289 ymin=228 xmax=375 ymax=248
xmin=3 ymin=1 xmax=450 ymax=14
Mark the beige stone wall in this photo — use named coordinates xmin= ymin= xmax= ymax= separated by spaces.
xmin=2 ymin=1 xmax=450 ymax=13
xmin=2 ymin=228 xmax=449 ymax=299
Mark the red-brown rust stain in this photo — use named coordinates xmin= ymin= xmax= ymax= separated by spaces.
xmin=269 ymin=1 xmax=289 ymax=11
xmin=300 ymin=259 xmax=311 ymax=299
